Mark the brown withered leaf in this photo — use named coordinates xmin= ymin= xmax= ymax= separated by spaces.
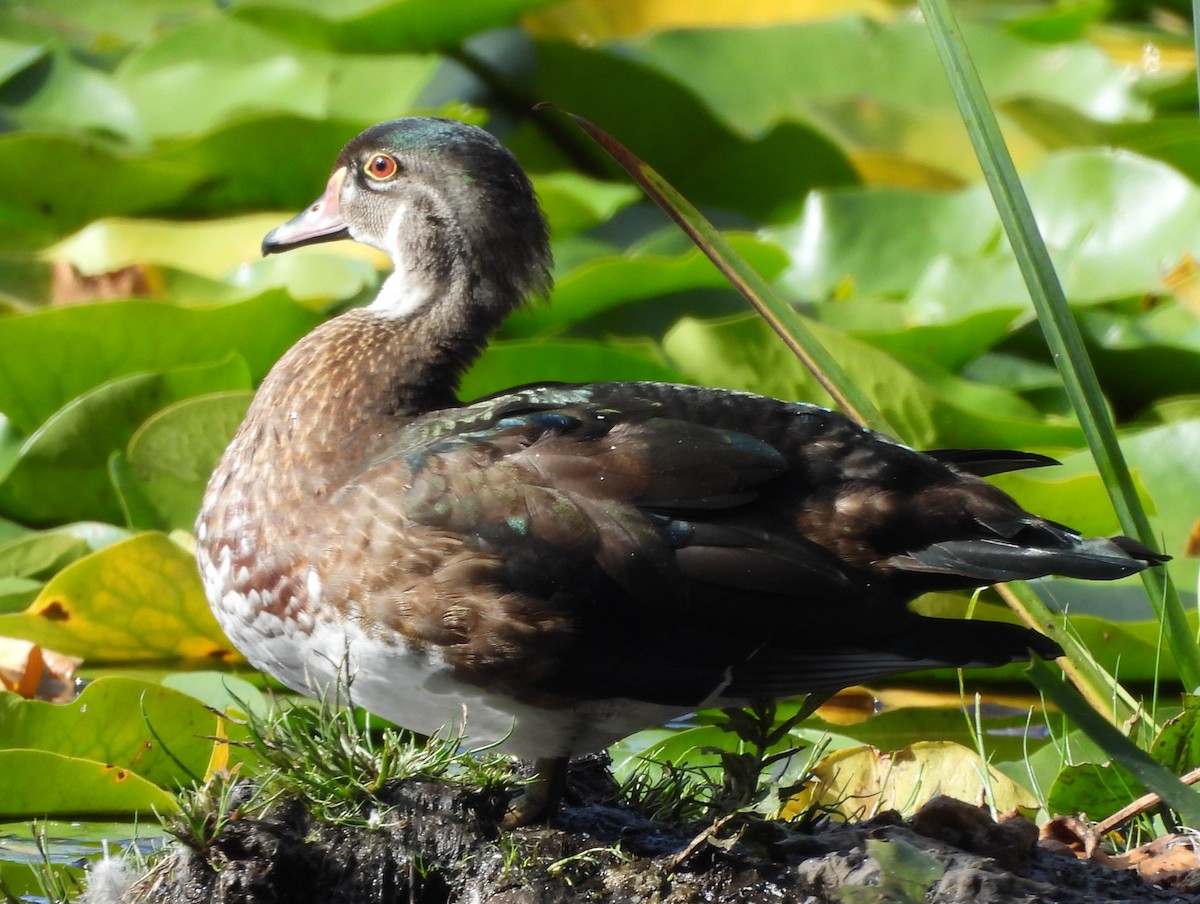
xmin=1040 ymin=813 xmax=1104 ymax=858
xmin=1041 ymin=815 xmax=1200 ymax=894
xmin=0 ymin=637 xmax=81 ymax=701
xmin=1106 ymin=834 xmax=1200 ymax=893
xmin=50 ymin=261 xmax=161 ymax=305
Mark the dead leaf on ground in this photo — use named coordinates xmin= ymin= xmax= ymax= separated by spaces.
xmin=1104 ymin=833 xmax=1200 ymax=890
xmin=1041 ymin=814 xmax=1200 ymax=894
xmin=0 ymin=637 xmax=81 ymax=701
xmin=1039 ymin=813 xmax=1104 ymax=858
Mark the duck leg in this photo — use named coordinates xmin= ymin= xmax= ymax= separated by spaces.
xmin=501 ymin=756 xmax=569 ymax=828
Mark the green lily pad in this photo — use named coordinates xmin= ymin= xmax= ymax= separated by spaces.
xmin=115 ymin=17 xmax=438 ymax=139
xmin=769 ymin=150 xmax=1200 ymax=308
xmin=533 ymin=172 xmax=640 ymax=238
xmin=520 ymin=40 xmax=857 ymax=223
xmin=506 ymin=234 xmax=788 ymax=338
xmin=161 ymin=670 xmax=269 ymax=717
xmin=627 ymin=19 xmax=1145 ymax=137
xmin=1006 ymin=97 xmax=1200 ymax=187
xmin=0 ymin=37 xmax=48 ymax=85
xmin=49 ymin=213 xmax=325 ymax=280
xmin=0 ymin=577 xmax=40 ymax=614
xmin=461 ymin=338 xmax=684 ymax=401
xmin=6 ymin=47 xmax=142 ymax=142
xmin=1047 ymin=759 xmax=1141 ymax=820
xmin=0 ymin=133 xmax=201 ymax=251
xmin=0 ymin=292 xmax=319 ymax=434
xmin=0 ymin=358 xmax=249 ymax=525
xmin=1 ymin=0 xmax=217 ymax=48
xmin=0 ymin=749 xmax=177 ymax=819
xmin=126 ymin=391 xmax=253 ymax=531
xmin=0 ymin=531 xmax=90 ymax=580
xmin=1079 ymin=306 xmax=1200 ymax=415
xmin=1150 ymin=695 xmax=1200 ymax=777
xmin=0 ymin=676 xmax=225 ymax=788
xmin=663 ymin=311 xmax=1084 ymax=449
xmin=230 ymin=0 xmax=560 ymax=52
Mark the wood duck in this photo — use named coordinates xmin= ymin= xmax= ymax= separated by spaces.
xmin=196 ymin=117 xmax=1166 ymax=826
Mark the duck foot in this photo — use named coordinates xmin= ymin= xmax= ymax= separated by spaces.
xmin=501 ymin=756 xmax=568 ymax=829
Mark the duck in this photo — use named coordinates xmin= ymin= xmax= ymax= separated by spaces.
xmin=195 ymin=117 xmax=1167 ymax=827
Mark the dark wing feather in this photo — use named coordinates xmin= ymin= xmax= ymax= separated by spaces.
xmin=724 ymin=617 xmax=1063 ymax=698
xmin=927 ymin=448 xmax=1059 ymax=476
xmin=886 ymin=535 xmax=1162 ymax=582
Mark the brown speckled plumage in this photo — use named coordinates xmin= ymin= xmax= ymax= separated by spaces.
xmin=196 ymin=118 xmax=1167 ymax=824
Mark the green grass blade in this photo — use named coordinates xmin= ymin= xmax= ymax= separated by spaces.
xmin=1028 ymin=657 xmax=1200 ymax=824
xmin=997 ymin=584 xmax=1149 ymax=730
xmin=1195 ymin=0 xmax=1200 ymax=115
xmin=917 ymin=0 xmax=1200 ymax=692
xmin=543 ymin=106 xmax=894 ymax=435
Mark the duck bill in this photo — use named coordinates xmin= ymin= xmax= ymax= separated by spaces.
xmin=261 ymin=167 xmax=350 ymax=255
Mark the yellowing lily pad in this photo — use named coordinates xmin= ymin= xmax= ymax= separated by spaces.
xmin=0 ymin=532 xmax=237 ymax=664
xmin=782 ymin=740 xmax=1038 ymax=821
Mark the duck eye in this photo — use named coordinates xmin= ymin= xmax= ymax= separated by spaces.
xmin=365 ymin=153 xmax=399 ymax=180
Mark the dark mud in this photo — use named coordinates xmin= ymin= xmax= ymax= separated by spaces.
xmin=126 ymin=761 xmax=1197 ymax=904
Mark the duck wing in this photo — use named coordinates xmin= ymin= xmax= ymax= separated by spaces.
xmin=350 ymin=382 xmax=1158 ymax=705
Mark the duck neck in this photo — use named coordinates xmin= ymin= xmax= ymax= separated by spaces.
xmin=258 ymin=299 xmax=493 ymax=436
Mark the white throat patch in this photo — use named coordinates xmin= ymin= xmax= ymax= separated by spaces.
xmin=368 ymin=270 xmax=434 ymax=320
xmin=362 ymin=201 xmax=435 ymax=320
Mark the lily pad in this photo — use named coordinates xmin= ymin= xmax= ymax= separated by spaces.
xmin=0 ymin=676 xmax=225 ymax=788
xmin=521 ymin=39 xmax=857 ymax=223
xmin=0 ymin=531 xmax=90 ymax=580
xmin=0 ymin=358 xmax=249 ymax=525
xmin=506 ymin=234 xmax=788 ymax=338
xmin=0 ymin=133 xmax=201 ymax=251
xmin=126 ymin=392 xmax=253 ymax=532
xmin=115 ymin=17 xmax=438 ymax=139
xmin=161 ymin=670 xmax=270 ymax=717
xmin=532 ymin=172 xmax=640 ymax=238
xmin=1047 ymin=759 xmax=1141 ymax=821
xmin=461 ymin=338 xmax=684 ymax=401
xmin=0 ymin=749 xmax=177 ymax=819
xmin=230 ymin=0 xmax=561 ymax=53
xmin=0 ymin=292 xmax=318 ymax=434
xmin=0 ymin=532 xmax=236 ymax=664
xmin=3 ymin=46 xmax=142 ymax=142
xmin=663 ymin=311 xmax=1085 ymax=449
xmin=768 ymin=150 xmax=1200 ymax=308
xmin=626 ymin=19 xmax=1146 ymax=137
xmin=783 ymin=740 xmax=1039 ymax=820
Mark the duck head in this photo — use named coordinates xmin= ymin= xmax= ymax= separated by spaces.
xmin=263 ymin=117 xmax=552 ymax=322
